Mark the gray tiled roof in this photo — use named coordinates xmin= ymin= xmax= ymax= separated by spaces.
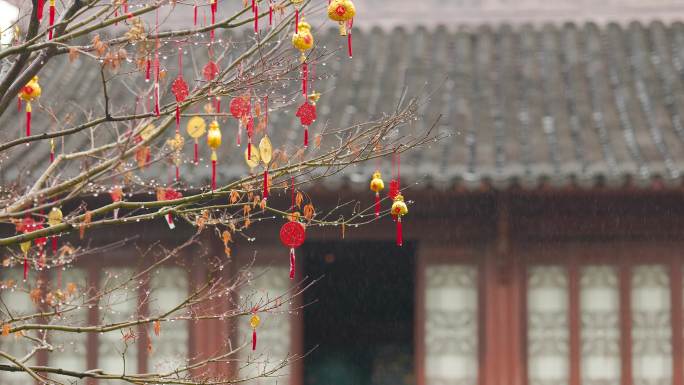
xmin=4 ymin=22 xmax=684 ymax=191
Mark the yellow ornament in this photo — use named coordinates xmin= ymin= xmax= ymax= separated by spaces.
xmin=250 ymin=314 xmax=261 ymax=329
xmin=259 ymin=136 xmax=273 ymax=166
xmin=328 ymin=0 xmax=355 ymax=35
xmin=186 ymin=116 xmax=207 ymax=139
xmin=207 ymin=120 xmax=222 ymax=190
xmin=370 ymin=171 xmax=384 ymax=193
xmin=20 ymin=241 xmax=30 ymax=254
xmin=245 ymin=143 xmax=261 ymax=169
xmin=18 ymin=76 xmax=41 ymax=137
xmin=391 ymin=193 xmax=408 ymax=217
xmin=48 ymin=207 xmax=63 ymax=226
xmin=292 ymin=20 xmax=314 ymax=62
xmin=207 ymin=120 xmax=221 ymax=150
xmin=18 ymin=76 xmax=41 ymax=102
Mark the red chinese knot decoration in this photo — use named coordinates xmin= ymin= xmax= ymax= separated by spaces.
xmin=296 ymin=102 xmax=316 ymax=147
xmin=279 ymin=221 xmax=305 ymax=280
xmin=203 ymin=61 xmax=220 ymax=81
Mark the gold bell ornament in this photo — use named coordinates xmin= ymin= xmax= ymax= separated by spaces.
xmin=207 ymin=120 xmax=222 ymax=190
xmin=186 ymin=116 xmax=207 ymax=165
xmin=18 ymin=76 xmax=41 ymax=137
xmin=391 ymin=193 xmax=408 ymax=247
xmin=47 ymin=207 xmax=63 ymax=256
xmin=327 ymin=0 xmax=355 ymax=57
xmin=249 ymin=312 xmax=260 ymax=350
xmin=370 ymin=171 xmax=385 ymax=217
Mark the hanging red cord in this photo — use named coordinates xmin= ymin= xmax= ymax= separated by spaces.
xmin=48 ymin=0 xmax=55 ymax=39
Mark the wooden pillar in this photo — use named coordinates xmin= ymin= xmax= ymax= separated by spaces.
xmin=619 ymin=262 xmax=633 ymax=385
xmin=671 ymin=259 xmax=683 ymax=385
xmin=482 ymin=193 xmax=526 ymax=385
xmin=414 ymin=246 xmax=426 ymax=385
xmin=568 ymin=259 xmax=581 ymax=385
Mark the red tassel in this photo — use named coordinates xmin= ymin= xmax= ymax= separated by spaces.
xmin=51 ymin=237 xmax=57 ymax=255
xmin=237 ymin=122 xmax=242 ymax=146
xmin=269 ymin=2 xmax=273 ymax=26
xmin=375 ymin=192 xmax=380 ymax=217
xmin=175 ymin=105 xmax=180 ymax=127
xmin=50 ymin=151 xmax=54 ymax=163
xmin=263 ymin=170 xmax=269 ymax=199
xmin=304 ymin=127 xmax=308 ymax=148
xmin=254 ymin=2 xmax=258 ymax=33
xmin=295 ymin=9 xmax=299 ymax=33
xmin=23 ymin=256 xmax=29 ymax=280
xmin=175 ymin=165 xmax=180 ymax=182
xmin=348 ymin=31 xmax=353 ymax=58
xmin=211 ymin=159 xmax=217 ymax=190
xmin=154 ymin=84 xmax=160 ymax=116
xmin=396 ymin=217 xmax=403 ymax=246
xmin=216 ymin=97 xmax=221 ymax=113
xmin=26 ymin=109 xmax=31 ymax=137
xmin=302 ymin=62 xmax=308 ymax=96
xmin=166 ymin=213 xmax=175 ymax=229
xmin=48 ymin=4 xmax=55 ymax=40
xmin=145 ymin=58 xmax=151 ymax=81
xmin=37 ymin=0 xmax=44 ymax=21
xmin=210 ymin=5 xmax=215 ymax=40
xmin=289 ymin=248 xmax=295 ymax=280
xmin=248 ymin=139 xmax=252 ymax=159
xmin=123 ymin=0 xmax=128 ymax=13
xmin=194 ymin=141 xmax=199 ymax=164
xmin=252 ymin=329 xmax=257 ymax=350
xmin=193 ymin=4 xmax=198 ymax=25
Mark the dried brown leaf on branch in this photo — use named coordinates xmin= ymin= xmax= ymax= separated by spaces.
xmin=303 ymin=204 xmax=315 ymax=221
xmin=153 ymin=320 xmax=161 ymax=336
xmin=1 ymin=324 xmax=10 ymax=337
xmin=295 ymin=191 xmax=304 ymax=208
xmin=80 ymin=211 xmax=92 ymax=239
xmin=68 ymin=47 xmax=79 ymax=62
xmin=229 ymin=190 xmax=241 ymax=204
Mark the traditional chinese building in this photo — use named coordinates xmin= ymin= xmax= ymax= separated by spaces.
xmin=4 ymin=6 xmax=684 ymax=385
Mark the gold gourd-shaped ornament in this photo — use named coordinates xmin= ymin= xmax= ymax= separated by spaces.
xmin=327 ymin=0 xmax=355 ymax=57
xmin=48 ymin=207 xmax=63 ymax=256
xmin=18 ymin=76 xmax=41 ymax=137
xmin=370 ymin=171 xmax=385 ymax=217
xmin=391 ymin=193 xmax=408 ymax=247
xmin=292 ymin=19 xmax=314 ymax=99
xmin=207 ymin=120 xmax=222 ymax=190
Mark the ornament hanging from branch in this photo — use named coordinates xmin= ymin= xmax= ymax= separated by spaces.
xmin=290 ymin=0 xmax=304 ymax=33
xmin=171 ymin=52 xmax=189 ymax=130
xmin=166 ymin=133 xmax=185 ymax=182
xmin=48 ymin=0 xmax=56 ymax=39
xmin=295 ymin=101 xmax=316 ymax=148
xmin=370 ymin=171 xmax=384 ymax=217
xmin=186 ymin=116 xmax=207 ymax=165
xmin=207 ymin=120 xmax=222 ymax=190
xmin=280 ymin=220 xmax=305 ymax=280
xmin=47 ymin=207 xmax=62 ymax=257
xmin=292 ymin=19 xmax=314 ymax=95
xmin=157 ymin=188 xmax=183 ymax=229
xmin=327 ymin=0 xmax=355 ymax=57
xmin=258 ymin=135 xmax=272 ymax=200
xmin=15 ymin=217 xmax=41 ymax=280
xmin=229 ymin=95 xmax=250 ymax=146
xmin=391 ymin=193 xmax=408 ymax=246
xmin=18 ymin=76 xmax=41 ymax=137
xmin=249 ymin=311 xmax=260 ymax=350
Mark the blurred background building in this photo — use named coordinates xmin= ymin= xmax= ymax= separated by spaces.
xmin=4 ymin=1 xmax=684 ymax=385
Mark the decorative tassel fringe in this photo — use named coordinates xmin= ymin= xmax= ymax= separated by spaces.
xmin=194 ymin=141 xmax=199 ymax=164
xmin=215 ymin=97 xmax=221 ymax=113
xmin=289 ymin=248 xmax=296 ymax=280
xmin=145 ymin=58 xmax=151 ymax=81
xmin=248 ymin=139 xmax=252 ymax=159
xmin=396 ymin=217 xmax=403 ymax=246
xmin=263 ymin=170 xmax=269 ymax=199
xmin=26 ymin=103 xmax=32 ymax=137
xmin=348 ymin=31 xmax=353 ymax=58
xmin=269 ymin=2 xmax=273 ymax=26
xmin=295 ymin=9 xmax=299 ymax=33
xmin=304 ymin=127 xmax=308 ymax=148
xmin=37 ymin=0 xmax=44 ymax=21
xmin=237 ymin=123 xmax=242 ymax=146
xmin=51 ymin=237 xmax=57 ymax=255
xmin=175 ymin=165 xmax=180 ymax=182
xmin=252 ymin=329 xmax=257 ymax=350
xmin=211 ymin=158 xmax=217 ymax=190
xmin=302 ymin=62 xmax=308 ymax=96
xmin=166 ymin=213 xmax=175 ymax=229
xmin=193 ymin=4 xmax=198 ymax=25
xmin=175 ymin=105 xmax=180 ymax=127
xmin=375 ymin=192 xmax=380 ymax=217
xmin=48 ymin=3 xmax=55 ymax=40
xmin=254 ymin=2 xmax=258 ymax=33
xmin=50 ymin=151 xmax=54 ymax=163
